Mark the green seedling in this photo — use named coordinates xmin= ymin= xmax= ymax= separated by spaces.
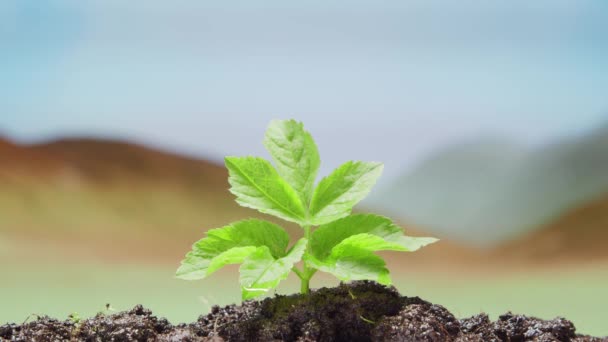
xmin=176 ymin=119 xmax=437 ymax=299
xmin=68 ymin=312 xmax=81 ymax=324
xmin=97 ymin=303 xmax=116 ymax=316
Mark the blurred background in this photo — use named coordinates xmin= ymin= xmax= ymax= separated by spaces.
xmin=1 ymin=0 xmax=607 ymax=335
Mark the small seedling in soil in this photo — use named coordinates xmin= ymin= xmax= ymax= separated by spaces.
xmin=176 ymin=119 xmax=438 ymax=299
xmin=96 ymin=303 xmax=116 ymax=316
xmin=2 ymin=120 xmax=605 ymax=341
xmin=68 ymin=312 xmax=81 ymax=324
xmin=2 ymin=284 xmax=603 ymax=341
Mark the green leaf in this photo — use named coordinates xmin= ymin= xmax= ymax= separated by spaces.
xmin=311 ymin=214 xmax=438 ymax=260
xmin=176 ymin=219 xmax=290 ymax=280
xmin=264 ymin=119 xmax=320 ymax=204
xmin=309 ymin=161 xmax=384 ymax=225
xmin=240 ymin=238 xmax=308 ymax=300
xmin=305 ymin=247 xmax=391 ymax=285
xmin=329 ymin=233 xmax=409 ymax=255
xmin=305 ymin=235 xmax=396 ymax=285
xmin=306 ymin=214 xmax=438 ymax=284
xmin=225 ymin=156 xmax=307 ymax=223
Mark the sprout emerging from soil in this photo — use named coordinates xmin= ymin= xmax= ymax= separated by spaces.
xmin=176 ymin=119 xmax=438 ymax=299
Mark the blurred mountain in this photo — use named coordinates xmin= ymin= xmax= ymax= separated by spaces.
xmin=0 ymin=137 xmax=428 ymax=266
xmin=0 ymin=136 xmax=608 ymax=269
xmin=385 ymin=193 xmax=608 ymax=271
xmin=491 ymin=193 xmax=608 ymax=264
xmin=0 ymin=137 xmax=267 ymax=262
xmin=1 ymin=137 xmax=229 ymax=193
xmin=367 ymin=123 xmax=608 ymax=246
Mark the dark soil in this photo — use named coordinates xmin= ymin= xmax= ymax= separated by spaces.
xmin=1 ymin=282 xmax=605 ymax=342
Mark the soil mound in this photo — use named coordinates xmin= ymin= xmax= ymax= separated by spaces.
xmin=1 ymin=282 xmax=605 ymax=342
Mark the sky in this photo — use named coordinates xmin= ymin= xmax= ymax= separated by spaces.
xmin=1 ymin=0 xmax=608 ymax=181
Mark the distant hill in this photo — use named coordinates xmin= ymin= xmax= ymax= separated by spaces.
xmin=367 ymin=123 xmax=608 ymax=246
xmin=0 ymin=136 xmax=61 ymax=175
xmin=384 ymin=193 xmax=608 ymax=270
xmin=491 ymin=193 xmax=608 ymax=264
xmin=0 ymin=137 xmax=259 ymax=239
xmin=2 ymin=135 xmax=606 ymax=267
xmin=0 ymin=137 xmax=229 ymax=192
xmin=0 ymin=136 xmax=437 ymax=264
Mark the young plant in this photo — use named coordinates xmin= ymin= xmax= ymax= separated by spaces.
xmin=176 ymin=119 xmax=437 ymax=299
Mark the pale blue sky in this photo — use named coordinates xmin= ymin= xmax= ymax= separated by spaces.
xmin=1 ymin=1 xmax=607 ymax=180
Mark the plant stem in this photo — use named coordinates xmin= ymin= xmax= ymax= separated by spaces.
xmin=291 ymin=266 xmax=304 ymax=279
xmin=303 ymin=225 xmax=311 ymax=249
xmin=300 ymin=276 xmax=310 ymax=294
xmin=300 ymin=224 xmax=312 ymax=295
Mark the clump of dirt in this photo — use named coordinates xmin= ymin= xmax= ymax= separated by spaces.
xmin=0 ymin=306 xmax=184 ymax=342
xmin=210 ymin=281 xmax=414 ymax=341
xmin=1 ymin=282 xmax=605 ymax=341
xmin=371 ymin=302 xmax=460 ymax=341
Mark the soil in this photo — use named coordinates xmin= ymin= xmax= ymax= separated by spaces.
xmin=1 ymin=282 xmax=605 ymax=342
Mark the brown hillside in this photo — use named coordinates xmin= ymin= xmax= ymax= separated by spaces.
xmin=0 ymin=138 xmax=63 ymax=179
xmin=29 ymin=138 xmax=227 ymax=187
xmin=0 ymin=136 xmax=12 ymax=148
xmin=491 ymin=194 xmax=608 ymax=264
xmin=0 ymin=137 xmax=20 ymax=159
xmin=0 ymin=136 xmax=234 ymax=230
xmin=4 ymin=136 xmax=606 ymax=269
xmin=0 ymin=136 xmax=293 ymax=263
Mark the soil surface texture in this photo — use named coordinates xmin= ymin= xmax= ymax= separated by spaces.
xmin=1 ymin=281 xmax=605 ymax=342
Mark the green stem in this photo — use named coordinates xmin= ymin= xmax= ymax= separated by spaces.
xmin=291 ymin=266 xmax=304 ymax=279
xmin=300 ymin=224 xmax=312 ymax=295
xmin=300 ymin=276 xmax=310 ymax=295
